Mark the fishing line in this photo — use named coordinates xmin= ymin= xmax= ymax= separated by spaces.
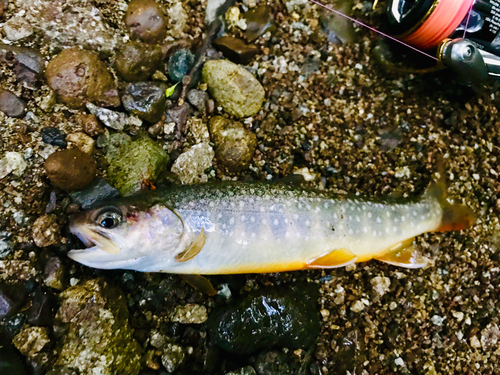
xmin=462 ymin=0 xmax=474 ymax=38
xmin=307 ymin=0 xmax=439 ymax=60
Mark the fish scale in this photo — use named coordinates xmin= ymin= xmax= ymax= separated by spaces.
xmin=68 ymin=181 xmax=474 ymax=274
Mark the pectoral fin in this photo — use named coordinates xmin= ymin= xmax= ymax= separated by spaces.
xmin=175 ymin=228 xmax=206 ymax=262
xmin=306 ymin=248 xmax=357 ymax=269
xmin=375 ymin=238 xmax=428 ymax=268
xmin=179 ymin=274 xmax=217 ymax=296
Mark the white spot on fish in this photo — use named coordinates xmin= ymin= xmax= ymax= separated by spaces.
xmin=274 ymin=219 xmax=279 ymax=225
xmin=356 ymin=216 xmax=361 ymax=222
xmin=363 ymin=227 xmax=368 ymax=233
xmin=412 ymin=211 xmax=418 ymax=217
xmin=230 ymin=218 xmax=235 ymax=224
xmin=401 ymin=216 xmax=406 ymax=222
xmin=373 ymin=230 xmax=378 ymax=236
xmin=386 ymin=211 xmax=391 ymax=217
xmin=376 ymin=217 xmax=382 ymax=223
xmin=368 ymin=212 xmax=372 ymax=219
xmin=348 ymin=229 xmax=354 ymax=235
xmin=324 ymin=202 xmax=329 ymax=209
xmin=305 ymin=220 xmax=311 ymax=226
xmin=251 ymin=216 xmax=255 ymax=222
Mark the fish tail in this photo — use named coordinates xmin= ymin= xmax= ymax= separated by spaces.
xmin=424 ymin=176 xmax=475 ymax=233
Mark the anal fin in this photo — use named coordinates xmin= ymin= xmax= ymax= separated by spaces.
xmin=375 ymin=238 xmax=428 ymax=269
xmin=179 ymin=274 xmax=217 ymax=295
xmin=306 ymin=248 xmax=357 ymax=269
xmin=176 ymin=228 xmax=206 ymax=262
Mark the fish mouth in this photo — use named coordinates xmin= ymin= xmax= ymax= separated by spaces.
xmin=69 ymin=224 xmax=121 ymax=255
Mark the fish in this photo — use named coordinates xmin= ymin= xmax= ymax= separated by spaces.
xmin=68 ymin=179 xmax=475 ymax=277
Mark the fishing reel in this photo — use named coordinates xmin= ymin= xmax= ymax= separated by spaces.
xmin=386 ymin=0 xmax=500 ymax=85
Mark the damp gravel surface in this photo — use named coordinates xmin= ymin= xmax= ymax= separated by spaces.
xmin=0 ymin=0 xmax=498 ymax=374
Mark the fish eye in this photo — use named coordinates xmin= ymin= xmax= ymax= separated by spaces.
xmin=95 ymin=208 xmax=123 ymax=229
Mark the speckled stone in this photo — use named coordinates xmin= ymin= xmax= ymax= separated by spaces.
xmin=171 ymin=143 xmax=214 ymax=184
xmin=32 ymin=215 xmax=60 ymax=248
xmin=45 ymin=48 xmax=119 ymax=109
xmin=170 ymin=304 xmax=208 ymax=324
xmin=12 ymin=326 xmax=50 ymax=357
xmin=202 ymin=59 xmax=265 ymax=118
xmin=55 ymin=278 xmax=142 ymax=375
xmin=125 ymin=0 xmax=167 ymax=44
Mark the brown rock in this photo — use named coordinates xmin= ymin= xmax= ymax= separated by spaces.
xmin=0 ymin=89 xmax=26 ymax=118
xmin=32 ymin=215 xmax=60 ymax=248
xmin=125 ymin=0 xmax=167 ymax=44
xmin=244 ymin=5 xmax=274 ymax=42
xmin=208 ymin=116 xmax=257 ymax=172
xmin=214 ymin=36 xmax=259 ymax=65
xmin=115 ymin=41 xmax=163 ymax=82
xmin=45 ymin=48 xmax=119 ymax=109
xmin=45 ymin=149 xmax=96 ymax=191
xmin=72 ymin=113 xmax=104 ymax=137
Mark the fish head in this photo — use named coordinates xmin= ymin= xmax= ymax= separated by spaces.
xmin=68 ymin=202 xmax=185 ymax=270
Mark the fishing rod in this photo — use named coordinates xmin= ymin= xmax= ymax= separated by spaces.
xmin=310 ymin=0 xmax=500 ymax=85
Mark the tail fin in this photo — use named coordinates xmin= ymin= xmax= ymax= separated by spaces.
xmin=424 ymin=173 xmax=475 ymax=233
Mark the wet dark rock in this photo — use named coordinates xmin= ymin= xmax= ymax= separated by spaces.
xmin=244 ymin=5 xmax=274 ymax=42
xmin=301 ymin=58 xmax=320 ymax=78
xmin=72 ymin=113 xmax=104 ymax=137
xmin=0 ymin=333 xmax=27 ymax=375
xmin=43 ymin=256 xmax=66 ymax=291
xmin=45 ymin=48 xmax=119 ymax=109
xmin=32 ymin=215 xmax=60 ymax=248
xmin=45 ymin=149 xmax=97 ymax=191
xmin=0 ymin=44 xmax=44 ymax=88
xmin=186 ymin=89 xmax=209 ymax=112
xmin=202 ymin=59 xmax=265 ymax=118
xmin=41 ymin=127 xmax=67 ymax=147
xmin=107 ymin=135 xmax=169 ymax=196
xmin=122 ymin=82 xmax=168 ymax=123
xmin=115 ymin=41 xmax=163 ymax=82
xmin=0 ymin=283 xmax=29 ymax=319
xmin=27 ymin=287 xmax=52 ymax=326
xmin=69 ymin=178 xmax=120 ymax=209
xmin=254 ymin=351 xmax=292 ymax=375
xmin=168 ymin=49 xmax=195 ymax=83
xmin=55 ymin=278 xmax=142 ymax=374
xmin=4 ymin=313 xmax=26 ymax=338
xmin=379 ymin=126 xmax=403 ymax=151
xmin=125 ymin=0 xmax=167 ymax=44
xmin=209 ymin=286 xmax=320 ymax=354
xmin=214 ymin=36 xmax=259 ymax=65
xmin=0 ymin=89 xmax=26 ymax=118
xmin=0 ymin=231 xmax=13 ymax=258
xmin=161 ymin=343 xmax=186 ymax=372
xmin=319 ymin=8 xmax=357 ymax=44
xmin=208 ymin=116 xmax=257 ymax=172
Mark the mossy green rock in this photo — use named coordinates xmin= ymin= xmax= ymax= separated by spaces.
xmin=55 ymin=278 xmax=142 ymax=375
xmin=202 ymin=59 xmax=265 ymax=118
xmin=208 ymin=116 xmax=257 ymax=172
xmin=107 ymin=135 xmax=169 ymax=196
xmin=208 ymin=286 xmax=320 ymax=354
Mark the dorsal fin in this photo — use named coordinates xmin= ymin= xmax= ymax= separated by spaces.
xmin=175 ymin=228 xmax=206 ymax=262
xmin=306 ymin=248 xmax=357 ymax=269
xmin=375 ymin=238 xmax=428 ymax=268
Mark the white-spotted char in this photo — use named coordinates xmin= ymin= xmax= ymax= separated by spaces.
xmin=68 ymin=181 xmax=474 ymax=274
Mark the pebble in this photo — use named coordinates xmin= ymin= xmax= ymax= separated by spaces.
xmin=161 ymin=343 xmax=186 ymax=373
xmin=168 ymin=49 xmax=195 ymax=82
xmin=202 ymin=59 xmax=265 ymax=118
xmin=0 ymin=283 xmax=28 ymax=319
xmin=66 ymin=132 xmax=95 ymax=154
xmin=107 ymin=135 xmax=169 ymax=196
xmin=72 ymin=113 xmax=104 ymax=137
xmin=12 ymin=326 xmax=50 ymax=357
xmin=244 ymin=5 xmax=274 ymax=42
xmin=2 ymin=16 xmax=33 ymax=41
xmin=370 ymin=276 xmax=391 ymax=297
xmin=44 ymin=149 xmax=96 ymax=191
xmin=171 ymin=143 xmax=214 ymax=184
xmin=125 ymin=0 xmax=167 ymax=44
xmin=122 ymin=82 xmax=168 ymax=123
xmin=43 ymin=256 xmax=66 ymax=291
xmin=165 ymin=102 xmax=192 ymax=131
xmin=69 ymin=178 xmax=120 ymax=209
xmin=27 ymin=287 xmax=52 ymax=326
xmin=214 ymin=36 xmax=259 ymax=65
xmin=41 ymin=127 xmax=67 ymax=148
xmin=0 ymin=0 xmax=6 ymax=18
xmin=0 ymin=332 xmax=27 ymax=375
xmin=45 ymin=48 xmax=119 ymax=109
xmin=55 ymin=279 xmax=142 ymax=374
xmin=187 ymin=117 xmax=210 ymax=144
xmin=254 ymin=351 xmax=291 ymax=375
xmin=86 ymin=103 xmax=143 ymax=131
xmin=170 ymin=304 xmax=208 ymax=324
xmin=186 ymin=89 xmax=209 ymax=112
xmin=115 ymin=41 xmax=163 ymax=82
xmin=32 ymin=214 xmax=60 ymax=248
xmin=0 ymin=90 xmax=26 ymax=118
xmin=0 ymin=45 xmax=45 ymax=89
xmin=0 ymin=231 xmax=12 ymax=258
xmin=45 ymin=367 xmax=79 ymax=375
xmin=208 ymin=116 xmax=257 ymax=172
xmin=208 ymin=286 xmax=320 ymax=354
xmin=0 ymin=151 xmax=27 ymax=179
